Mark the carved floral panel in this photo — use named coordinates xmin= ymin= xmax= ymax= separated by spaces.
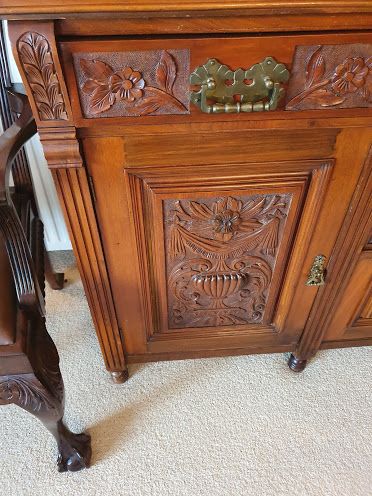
xmin=163 ymin=193 xmax=292 ymax=329
xmin=286 ymin=43 xmax=372 ymax=110
xmin=73 ymin=49 xmax=190 ymax=118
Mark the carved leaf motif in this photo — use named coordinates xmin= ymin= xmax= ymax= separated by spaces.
xmin=29 ymin=82 xmax=49 ymax=104
xmin=89 ymin=85 xmax=116 ymax=114
xmin=23 ymin=63 xmax=41 ymax=82
xmin=188 ymin=201 xmax=213 ymax=219
xmin=259 ymin=217 xmax=280 ymax=255
xmin=305 ymin=47 xmax=326 ymax=89
xmin=48 ymin=83 xmax=61 ymax=105
xmin=17 ymin=31 xmax=68 ymax=121
xmin=80 ymin=58 xmax=114 ymax=82
xmin=156 ymin=50 xmax=177 ymax=93
xmin=134 ymin=87 xmax=187 ymax=115
xmin=361 ymin=86 xmax=371 ymax=101
xmin=82 ymin=79 xmax=102 ymax=94
xmin=305 ymin=88 xmax=346 ymax=107
xmin=38 ymin=102 xmax=54 ymax=119
xmin=18 ymin=33 xmax=40 ymax=66
xmin=41 ymin=64 xmax=54 ymax=85
xmin=361 ymin=74 xmax=372 ymax=102
xmin=133 ymin=96 xmax=162 ymax=115
xmin=34 ymin=34 xmax=51 ymax=66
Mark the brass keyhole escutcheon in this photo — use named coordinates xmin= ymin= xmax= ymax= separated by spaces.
xmin=306 ymin=255 xmax=327 ymax=286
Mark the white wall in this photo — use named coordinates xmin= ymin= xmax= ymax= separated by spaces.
xmin=3 ymin=22 xmax=72 ymax=251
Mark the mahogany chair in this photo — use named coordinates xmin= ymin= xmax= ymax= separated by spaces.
xmin=0 ymin=87 xmax=92 ymax=472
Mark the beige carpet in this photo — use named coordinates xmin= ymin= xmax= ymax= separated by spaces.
xmin=1 ymin=251 xmax=371 ymax=496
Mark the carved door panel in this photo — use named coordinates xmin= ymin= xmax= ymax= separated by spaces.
xmin=125 ymin=159 xmax=332 ymax=349
xmin=162 ymin=192 xmax=292 ymax=330
xmin=85 ymin=130 xmax=334 ymax=359
xmin=323 ymin=249 xmax=372 ymax=342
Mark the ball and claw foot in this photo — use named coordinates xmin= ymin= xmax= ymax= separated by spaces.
xmin=56 ymin=422 xmax=92 ymax=472
xmin=288 ymin=353 xmax=307 ymax=372
xmin=111 ymin=368 xmax=129 ymax=384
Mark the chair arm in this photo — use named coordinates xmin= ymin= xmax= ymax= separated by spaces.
xmin=0 ymin=90 xmax=44 ymax=316
xmin=0 ymin=90 xmax=36 ymax=203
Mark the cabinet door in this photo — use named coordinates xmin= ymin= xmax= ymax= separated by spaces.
xmin=324 ymin=249 xmax=372 ymax=342
xmin=84 ymin=130 xmax=337 ymax=360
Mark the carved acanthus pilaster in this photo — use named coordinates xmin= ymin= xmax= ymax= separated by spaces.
xmin=8 ymin=21 xmax=72 ymax=126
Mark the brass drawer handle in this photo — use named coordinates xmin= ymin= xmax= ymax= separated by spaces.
xmin=306 ymin=255 xmax=327 ymax=286
xmin=190 ymin=57 xmax=289 ymax=114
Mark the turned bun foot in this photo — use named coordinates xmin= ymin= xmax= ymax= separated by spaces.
xmin=51 ymin=272 xmax=65 ymax=290
xmin=111 ymin=369 xmax=129 ymax=384
xmin=288 ymin=353 xmax=308 ymax=372
xmin=57 ymin=421 xmax=92 ymax=472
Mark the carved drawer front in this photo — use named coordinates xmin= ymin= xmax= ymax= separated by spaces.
xmin=59 ymin=32 xmax=372 ymax=125
xmin=324 ymin=250 xmax=372 ymax=342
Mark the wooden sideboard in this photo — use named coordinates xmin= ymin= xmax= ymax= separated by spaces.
xmin=2 ymin=1 xmax=371 ymax=382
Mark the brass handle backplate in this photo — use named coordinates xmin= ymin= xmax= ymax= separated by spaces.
xmin=190 ymin=57 xmax=290 ymax=114
xmin=306 ymin=255 xmax=327 ymax=286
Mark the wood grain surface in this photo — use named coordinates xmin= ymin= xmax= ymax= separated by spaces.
xmin=1 ymin=0 xmax=372 ymax=16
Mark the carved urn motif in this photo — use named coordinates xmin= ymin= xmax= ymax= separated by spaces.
xmin=191 ymin=260 xmax=248 ymax=309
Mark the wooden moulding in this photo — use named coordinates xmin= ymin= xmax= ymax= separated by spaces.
xmin=39 ymin=128 xmax=83 ymax=168
xmin=1 ymin=0 xmax=372 ymax=16
xmin=51 ymin=165 xmax=128 ymax=378
xmin=54 ymin=14 xmax=372 ymax=37
xmin=324 ymin=251 xmax=372 ymax=340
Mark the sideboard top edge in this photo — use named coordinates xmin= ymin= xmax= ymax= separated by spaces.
xmin=2 ymin=1 xmax=372 ymax=18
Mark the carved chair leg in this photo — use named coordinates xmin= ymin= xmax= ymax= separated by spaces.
xmin=288 ymin=353 xmax=308 ymax=372
xmin=45 ymin=249 xmax=65 ymax=290
xmin=0 ymin=372 xmax=91 ymax=472
xmin=0 ymin=318 xmax=91 ymax=471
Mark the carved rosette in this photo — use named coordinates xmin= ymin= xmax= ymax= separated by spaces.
xmin=17 ymin=32 xmax=68 ymax=121
xmin=286 ymin=44 xmax=372 ymax=110
xmin=74 ymin=49 xmax=190 ymax=117
xmin=164 ymin=194 xmax=291 ymax=328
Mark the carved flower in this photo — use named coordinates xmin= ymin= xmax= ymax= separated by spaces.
xmin=109 ymin=67 xmax=145 ymax=102
xmin=331 ymin=57 xmax=370 ymax=95
xmin=212 ymin=197 xmax=242 ymax=241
